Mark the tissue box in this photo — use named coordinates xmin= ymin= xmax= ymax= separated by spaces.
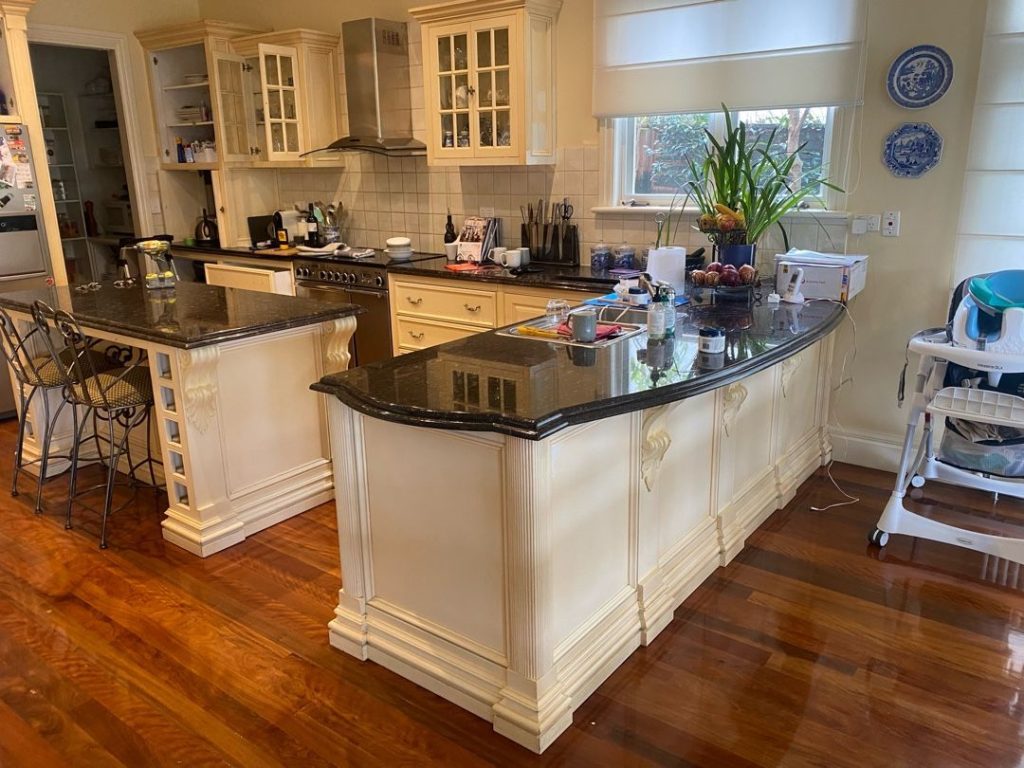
xmin=774 ymin=250 xmax=868 ymax=302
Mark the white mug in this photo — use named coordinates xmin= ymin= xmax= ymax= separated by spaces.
xmin=500 ymin=248 xmax=522 ymax=269
xmin=490 ymin=247 xmax=506 ymax=263
xmin=444 ymin=242 xmax=459 ymax=261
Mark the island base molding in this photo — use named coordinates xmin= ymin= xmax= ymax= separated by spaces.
xmin=328 ymin=336 xmax=833 ymax=753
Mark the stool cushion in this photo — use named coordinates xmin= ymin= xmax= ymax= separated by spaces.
xmin=79 ymin=366 xmax=153 ymax=409
xmin=30 ymin=349 xmax=116 ymax=388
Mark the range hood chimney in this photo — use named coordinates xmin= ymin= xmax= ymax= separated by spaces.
xmin=304 ymin=18 xmax=426 ymax=158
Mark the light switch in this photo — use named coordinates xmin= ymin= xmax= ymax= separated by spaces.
xmin=882 ymin=210 xmax=901 ymax=237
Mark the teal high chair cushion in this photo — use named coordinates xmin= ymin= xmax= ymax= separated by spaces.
xmin=968 ymin=270 xmax=1024 ymax=313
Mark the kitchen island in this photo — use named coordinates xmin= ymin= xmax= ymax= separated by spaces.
xmin=313 ymin=297 xmax=843 ymax=752
xmin=0 ymin=282 xmax=361 ymax=556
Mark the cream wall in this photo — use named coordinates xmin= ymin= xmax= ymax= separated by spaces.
xmin=830 ymin=0 xmax=986 ymax=468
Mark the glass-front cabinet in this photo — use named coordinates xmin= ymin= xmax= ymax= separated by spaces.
xmin=413 ymin=1 xmax=561 ymax=166
xmin=257 ymin=44 xmax=302 ymax=160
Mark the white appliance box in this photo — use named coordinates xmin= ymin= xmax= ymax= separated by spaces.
xmin=774 ymin=250 xmax=868 ymax=302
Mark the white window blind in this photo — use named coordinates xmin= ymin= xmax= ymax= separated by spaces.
xmin=592 ymin=0 xmax=866 ymax=117
xmin=953 ymin=0 xmax=1024 ymax=284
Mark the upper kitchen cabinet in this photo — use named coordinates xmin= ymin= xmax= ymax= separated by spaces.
xmin=136 ymin=21 xmax=266 ymax=171
xmin=229 ymin=30 xmax=341 ymax=165
xmin=410 ymin=0 xmax=561 ymax=166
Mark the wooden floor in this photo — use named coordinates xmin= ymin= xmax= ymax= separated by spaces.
xmin=2 ymin=418 xmax=1024 ymax=767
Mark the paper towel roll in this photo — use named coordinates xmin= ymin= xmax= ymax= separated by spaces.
xmin=646 ymin=246 xmax=688 ymax=292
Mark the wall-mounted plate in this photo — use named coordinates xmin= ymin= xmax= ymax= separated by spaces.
xmin=887 ymin=45 xmax=953 ymax=108
xmin=883 ymin=122 xmax=943 ymax=178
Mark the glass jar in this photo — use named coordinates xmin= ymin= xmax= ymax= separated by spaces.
xmin=590 ymin=243 xmax=612 ymax=271
xmin=613 ymin=243 xmax=636 ymax=269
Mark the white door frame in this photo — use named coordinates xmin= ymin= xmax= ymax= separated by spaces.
xmin=27 ymin=24 xmax=154 ymax=238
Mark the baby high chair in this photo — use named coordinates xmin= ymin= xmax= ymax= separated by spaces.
xmin=871 ymin=270 xmax=1024 ymax=564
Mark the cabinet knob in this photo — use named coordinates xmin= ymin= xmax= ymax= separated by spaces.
xmin=464 ymin=303 xmax=481 ymax=312
xmin=409 ymin=331 xmax=425 ymax=341
xmin=219 ymin=206 xmax=225 ymax=214
xmin=407 ymin=296 xmax=423 ymax=305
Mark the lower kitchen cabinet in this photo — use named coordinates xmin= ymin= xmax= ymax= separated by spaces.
xmin=388 ymin=274 xmax=601 ymax=355
xmin=204 ymin=261 xmax=294 ymax=295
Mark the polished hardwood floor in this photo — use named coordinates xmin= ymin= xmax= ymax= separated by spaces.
xmin=2 ymin=417 xmax=1024 ymax=767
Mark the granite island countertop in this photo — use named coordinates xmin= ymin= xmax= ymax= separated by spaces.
xmin=0 ymin=282 xmax=363 ymax=349
xmin=313 ymin=297 xmax=843 ymax=439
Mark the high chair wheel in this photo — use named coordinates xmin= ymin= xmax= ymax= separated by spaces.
xmin=911 ymin=475 xmax=925 ymax=488
xmin=868 ymin=528 xmax=890 ymax=547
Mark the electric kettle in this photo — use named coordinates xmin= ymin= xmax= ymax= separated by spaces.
xmin=195 ymin=208 xmax=219 ymax=245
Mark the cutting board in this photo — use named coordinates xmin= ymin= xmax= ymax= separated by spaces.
xmin=254 ymin=247 xmax=298 ymax=256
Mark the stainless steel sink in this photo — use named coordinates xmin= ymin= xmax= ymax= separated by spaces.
xmin=496 ymin=314 xmax=646 ymax=348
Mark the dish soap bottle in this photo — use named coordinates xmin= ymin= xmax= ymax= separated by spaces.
xmin=444 ymin=210 xmax=457 ymax=244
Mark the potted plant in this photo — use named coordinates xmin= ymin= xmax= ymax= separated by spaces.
xmin=684 ymin=105 xmax=841 ymax=268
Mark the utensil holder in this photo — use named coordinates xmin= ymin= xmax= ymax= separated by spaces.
xmin=523 ymin=222 xmax=579 ymax=266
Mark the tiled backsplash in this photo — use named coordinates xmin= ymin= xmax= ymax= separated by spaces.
xmin=276 ymin=147 xmax=849 ymax=265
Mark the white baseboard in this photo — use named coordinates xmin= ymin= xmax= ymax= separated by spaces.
xmin=829 ymin=426 xmax=903 ymax=472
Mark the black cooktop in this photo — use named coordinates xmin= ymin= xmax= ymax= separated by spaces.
xmin=304 ymin=248 xmax=439 ymax=268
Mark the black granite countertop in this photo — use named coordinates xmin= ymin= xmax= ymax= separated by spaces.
xmin=0 ymin=282 xmax=363 ymax=350
xmin=313 ymin=296 xmax=843 ymax=440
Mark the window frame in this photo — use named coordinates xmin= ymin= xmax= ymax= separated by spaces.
xmin=607 ymin=106 xmax=848 ymax=212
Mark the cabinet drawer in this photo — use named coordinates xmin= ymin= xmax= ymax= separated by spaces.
xmin=395 ymin=318 xmax=480 ymax=350
xmin=205 ymin=262 xmax=294 ymax=295
xmin=393 ymin=280 xmax=497 ymax=327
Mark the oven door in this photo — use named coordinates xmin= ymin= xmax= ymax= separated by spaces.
xmin=295 ymin=281 xmax=393 ymax=367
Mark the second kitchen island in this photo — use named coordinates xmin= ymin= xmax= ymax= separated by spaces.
xmin=0 ymin=282 xmax=361 ymax=556
xmin=314 ymin=298 xmax=843 ymax=752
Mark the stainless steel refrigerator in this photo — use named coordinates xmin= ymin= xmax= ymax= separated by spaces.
xmin=0 ymin=123 xmax=51 ymax=417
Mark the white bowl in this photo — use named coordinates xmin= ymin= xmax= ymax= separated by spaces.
xmin=386 ymin=236 xmax=412 ymax=249
xmin=384 ymin=248 xmax=413 ymax=260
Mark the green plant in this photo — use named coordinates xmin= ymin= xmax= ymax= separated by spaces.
xmin=684 ymin=105 xmax=842 ymax=246
xmin=654 ymin=191 xmax=686 ymax=248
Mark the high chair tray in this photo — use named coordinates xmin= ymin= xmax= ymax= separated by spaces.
xmin=928 ymin=386 xmax=1024 ymax=428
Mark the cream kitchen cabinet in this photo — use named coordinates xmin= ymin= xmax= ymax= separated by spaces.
xmin=229 ymin=29 xmax=341 ymax=164
xmin=204 ymin=262 xmax=294 ymax=295
xmin=136 ymin=21 xmax=265 ymax=171
xmin=410 ymin=0 xmax=561 ymax=166
xmin=389 ymin=273 xmax=600 ymax=354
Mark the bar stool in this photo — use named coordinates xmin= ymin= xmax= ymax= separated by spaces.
xmin=0 ymin=307 xmax=113 ymax=514
xmin=31 ymin=302 xmax=160 ymax=549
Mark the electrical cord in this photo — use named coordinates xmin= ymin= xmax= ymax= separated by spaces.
xmin=805 ymin=298 xmax=863 ymax=512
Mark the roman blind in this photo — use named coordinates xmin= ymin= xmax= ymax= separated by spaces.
xmin=593 ymin=0 xmax=867 ymax=117
xmin=953 ymin=0 xmax=1024 ymax=284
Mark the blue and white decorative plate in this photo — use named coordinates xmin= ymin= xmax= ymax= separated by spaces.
xmin=887 ymin=45 xmax=953 ymax=108
xmin=883 ymin=122 xmax=943 ymax=178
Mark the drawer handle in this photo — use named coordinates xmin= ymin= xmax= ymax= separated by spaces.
xmin=464 ymin=303 xmax=481 ymax=312
xmin=409 ymin=331 xmax=425 ymax=341
xmin=407 ymin=296 xmax=423 ymax=306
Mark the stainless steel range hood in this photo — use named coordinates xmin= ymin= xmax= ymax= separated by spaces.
xmin=304 ymin=18 xmax=426 ymax=158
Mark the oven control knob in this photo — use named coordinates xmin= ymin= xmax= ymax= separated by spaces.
xmin=297 ymin=267 xmax=307 ymax=277
xmin=347 ymin=272 xmax=357 ymax=284
xmin=332 ymin=271 xmax=342 ymax=282
xmin=341 ymin=272 xmax=351 ymax=284
xmin=373 ymin=274 xmax=385 ymax=288
xmin=318 ymin=270 xmax=327 ymax=280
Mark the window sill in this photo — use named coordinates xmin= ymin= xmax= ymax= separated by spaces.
xmin=591 ymin=206 xmax=850 ymax=221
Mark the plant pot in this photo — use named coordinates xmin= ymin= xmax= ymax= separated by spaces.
xmin=719 ymin=243 xmax=756 ymax=268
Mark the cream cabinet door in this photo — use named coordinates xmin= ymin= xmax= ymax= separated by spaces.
xmin=500 ymin=288 xmax=599 ymax=325
xmin=212 ymin=52 xmax=251 ymax=163
xmin=468 ymin=16 xmax=520 ymax=163
xmin=257 ymin=43 xmax=302 ymax=161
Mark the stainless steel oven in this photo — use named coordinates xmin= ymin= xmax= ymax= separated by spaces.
xmin=294 ymin=259 xmax=393 ymax=367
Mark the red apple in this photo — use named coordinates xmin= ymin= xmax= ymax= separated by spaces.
xmin=706 ymin=262 xmax=723 ymax=273
xmin=722 ymin=264 xmax=738 ymax=272
xmin=720 ymin=270 xmax=741 ymax=287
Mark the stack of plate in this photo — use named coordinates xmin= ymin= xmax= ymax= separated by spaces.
xmin=385 ymin=236 xmax=413 ymax=261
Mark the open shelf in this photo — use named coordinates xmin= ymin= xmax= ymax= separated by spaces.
xmin=43 ymin=125 xmax=69 ymax=132
xmin=167 ymin=121 xmax=214 ymax=128
xmin=159 ymin=161 xmax=218 ymax=171
xmin=54 ymin=198 xmax=81 ymax=204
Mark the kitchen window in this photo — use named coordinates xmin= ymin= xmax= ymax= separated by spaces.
xmin=610 ymin=106 xmax=841 ymax=209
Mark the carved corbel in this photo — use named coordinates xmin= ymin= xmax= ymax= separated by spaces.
xmin=722 ymin=383 xmax=748 ymax=437
xmin=180 ymin=346 xmax=220 ymax=434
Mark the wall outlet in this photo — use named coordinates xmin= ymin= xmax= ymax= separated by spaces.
xmin=480 ymin=206 xmax=495 ymax=218
xmin=882 ymin=210 xmax=901 ymax=237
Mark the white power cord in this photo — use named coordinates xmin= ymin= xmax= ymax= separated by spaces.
xmin=807 ymin=299 xmax=862 ymax=512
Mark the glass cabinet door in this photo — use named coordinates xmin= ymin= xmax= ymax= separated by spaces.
xmin=257 ymin=44 xmax=302 ymax=160
xmin=244 ymin=57 xmax=266 ymax=159
xmin=473 ymin=24 xmax=513 ymax=152
xmin=434 ymin=29 xmax=472 ymax=154
xmin=213 ymin=53 xmax=250 ymax=163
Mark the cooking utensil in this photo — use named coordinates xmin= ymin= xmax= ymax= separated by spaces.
xmin=195 ymin=208 xmax=218 ymax=244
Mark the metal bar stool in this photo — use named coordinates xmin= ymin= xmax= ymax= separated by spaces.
xmin=0 ymin=307 xmax=114 ymax=514
xmin=31 ymin=301 xmax=160 ymax=549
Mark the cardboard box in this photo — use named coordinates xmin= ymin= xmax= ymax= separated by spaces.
xmin=774 ymin=250 xmax=868 ymax=302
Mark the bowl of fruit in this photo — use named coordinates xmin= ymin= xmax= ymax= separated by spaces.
xmin=689 ymin=262 xmax=758 ymax=302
